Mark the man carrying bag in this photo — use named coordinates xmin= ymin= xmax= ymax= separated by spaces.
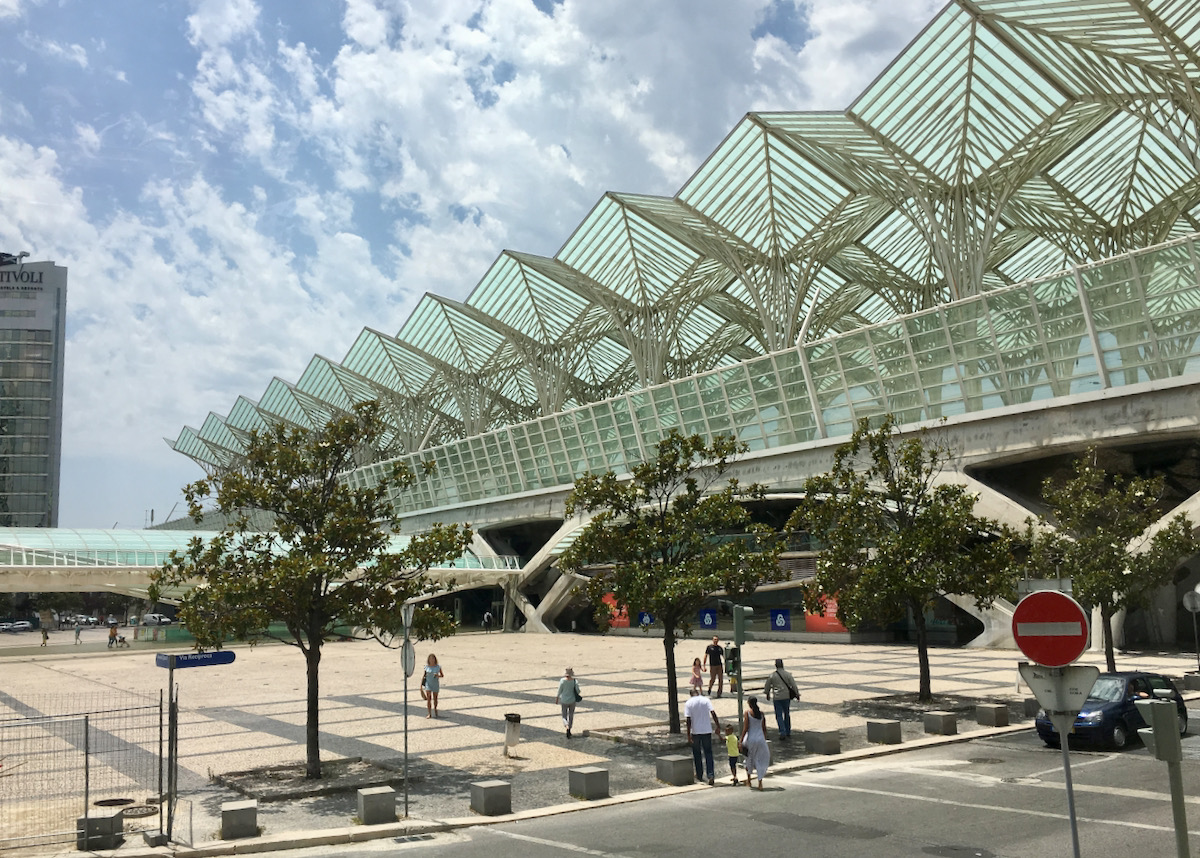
xmin=763 ymin=658 xmax=799 ymax=740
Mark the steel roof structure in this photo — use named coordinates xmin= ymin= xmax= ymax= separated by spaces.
xmin=171 ymin=1 xmax=1200 ymax=500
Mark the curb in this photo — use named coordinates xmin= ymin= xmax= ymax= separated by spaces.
xmin=74 ymin=722 xmax=1039 ymax=858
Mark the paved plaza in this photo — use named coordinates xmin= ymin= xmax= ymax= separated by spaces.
xmin=2 ymin=626 xmax=1198 ymax=852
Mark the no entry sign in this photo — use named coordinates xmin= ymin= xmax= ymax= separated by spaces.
xmin=1012 ymin=591 xmax=1089 ymax=667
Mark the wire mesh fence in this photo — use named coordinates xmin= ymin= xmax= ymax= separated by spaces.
xmin=0 ymin=692 xmax=162 ymax=851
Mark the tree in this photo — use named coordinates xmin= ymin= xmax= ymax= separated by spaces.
xmin=1023 ymin=448 xmax=1196 ymax=672
xmin=151 ymin=402 xmax=471 ymax=779
xmin=790 ymin=416 xmax=1016 ymax=702
xmin=558 ymin=430 xmax=786 ymax=733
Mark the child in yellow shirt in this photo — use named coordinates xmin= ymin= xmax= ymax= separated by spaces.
xmin=724 ymin=724 xmax=741 ymax=785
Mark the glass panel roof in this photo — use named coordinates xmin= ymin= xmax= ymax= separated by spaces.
xmin=172 ymin=0 xmax=1200 ymax=481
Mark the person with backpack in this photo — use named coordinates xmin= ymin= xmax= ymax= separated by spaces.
xmin=763 ymin=658 xmax=799 ymax=740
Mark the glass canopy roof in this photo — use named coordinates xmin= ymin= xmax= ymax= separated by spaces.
xmin=172 ymin=1 xmax=1200 ymax=497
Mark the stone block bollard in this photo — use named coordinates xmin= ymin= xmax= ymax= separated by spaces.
xmin=976 ymin=703 xmax=1009 ymax=727
xmin=804 ymin=729 xmax=841 ymax=755
xmin=1184 ymin=674 xmax=1200 ymax=692
xmin=470 ymin=780 xmax=511 ymax=816
xmin=76 ymin=808 xmax=123 ymax=851
xmin=1023 ymin=697 xmax=1041 ymax=717
xmin=655 ymin=754 xmax=694 ymax=786
xmin=569 ymin=766 xmax=609 ymax=800
xmin=221 ymin=799 xmax=258 ymax=840
xmin=866 ymin=719 xmax=902 ymax=745
xmin=924 ymin=711 xmax=957 ymax=736
xmin=357 ymin=786 xmax=396 ymax=825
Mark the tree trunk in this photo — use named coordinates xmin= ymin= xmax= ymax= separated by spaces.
xmin=912 ymin=601 xmax=932 ymax=702
xmin=1101 ymin=605 xmax=1117 ymax=673
xmin=664 ymin=623 xmax=681 ymax=734
xmin=304 ymin=641 xmax=323 ymax=779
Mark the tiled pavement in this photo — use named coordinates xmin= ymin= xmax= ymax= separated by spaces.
xmin=2 ymin=629 xmax=1197 ymax=850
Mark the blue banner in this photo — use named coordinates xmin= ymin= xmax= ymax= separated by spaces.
xmin=769 ymin=609 xmax=792 ymax=631
xmin=698 ymin=609 xmax=717 ymax=629
xmin=637 ymin=611 xmax=654 ymax=626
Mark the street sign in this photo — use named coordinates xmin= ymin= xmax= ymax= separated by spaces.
xmin=769 ymin=609 xmax=791 ymax=631
xmin=1018 ymin=662 xmax=1099 ymax=714
xmin=401 ymin=639 xmax=416 ymax=677
xmin=637 ymin=611 xmax=654 ymax=626
xmin=1183 ymin=591 xmax=1200 ymax=613
xmin=1011 ymin=590 xmax=1089 ymax=667
xmin=155 ymin=651 xmax=236 ymax=669
xmin=697 ymin=609 xmax=717 ymax=629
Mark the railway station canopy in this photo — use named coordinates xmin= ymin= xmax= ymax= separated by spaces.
xmin=171 ymin=0 xmax=1200 ymax=513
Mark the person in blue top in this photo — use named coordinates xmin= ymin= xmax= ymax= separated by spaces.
xmin=422 ymin=653 xmax=444 ymax=718
xmin=555 ymin=667 xmax=582 ymax=738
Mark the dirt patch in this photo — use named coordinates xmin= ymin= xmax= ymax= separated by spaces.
xmin=587 ymin=722 xmax=691 ymax=752
xmin=213 ymin=756 xmax=421 ymax=802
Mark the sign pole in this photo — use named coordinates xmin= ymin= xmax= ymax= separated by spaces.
xmin=400 ymin=603 xmax=415 ymax=821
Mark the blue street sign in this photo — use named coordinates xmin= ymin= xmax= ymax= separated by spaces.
xmin=698 ymin=610 xmax=717 ymax=629
xmin=637 ymin=611 xmax=654 ymax=626
xmin=769 ymin=609 xmax=792 ymax=631
xmin=155 ymin=651 xmax=236 ymax=669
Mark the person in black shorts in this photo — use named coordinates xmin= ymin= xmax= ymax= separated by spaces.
xmin=704 ymin=635 xmax=724 ymax=698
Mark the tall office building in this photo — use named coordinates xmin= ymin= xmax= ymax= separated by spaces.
xmin=0 ymin=254 xmax=66 ymax=526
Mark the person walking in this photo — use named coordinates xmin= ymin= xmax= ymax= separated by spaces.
xmin=73 ymin=621 xmax=81 ymax=645
xmin=763 ymin=658 xmax=799 ymax=740
xmin=555 ymin=667 xmax=582 ymax=738
xmin=483 ymin=610 xmax=493 ymax=634
xmin=689 ymin=657 xmax=705 ymax=693
xmin=684 ymin=687 xmax=720 ymax=785
xmin=704 ymin=635 xmax=725 ymax=698
xmin=740 ymin=696 xmax=770 ymax=790
xmin=724 ymin=724 xmax=741 ymax=785
xmin=422 ymin=654 xmax=444 ymax=718
xmin=107 ymin=624 xmax=117 ymax=649
xmin=40 ymin=627 xmax=48 ymax=647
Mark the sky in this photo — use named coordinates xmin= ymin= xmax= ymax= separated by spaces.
xmin=0 ymin=0 xmax=943 ymax=530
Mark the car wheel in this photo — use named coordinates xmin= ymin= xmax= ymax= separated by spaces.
xmin=1179 ymin=710 xmax=1188 ymax=738
xmin=1043 ymin=737 xmax=1060 ymax=748
xmin=1111 ymin=722 xmax=1131 ymax=749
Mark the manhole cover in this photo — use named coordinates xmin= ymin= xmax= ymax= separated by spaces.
xmin=122 ymin=804 xmax=158 ymax=818
xmin=93 ymin=797 xmax=134 ymax=807
xmin=967 ymin=758 xmax=1004 ymax=765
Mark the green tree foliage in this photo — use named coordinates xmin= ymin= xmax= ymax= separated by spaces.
xmin=791 ymin=416 xmax=1016 ymax=702
xmin=151 ymin=402 xmax=471 ymax=779
xmin=558 ymin=430 xmax=786 ymax=733
xmin=1022 ymin=448 xmax=1196 ymax=672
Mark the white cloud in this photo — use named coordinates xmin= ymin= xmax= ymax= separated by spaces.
xmin=186 ymin=0 xmax=260 ymax=50
xmin=0 ymin=0 xmax=26 ymax=20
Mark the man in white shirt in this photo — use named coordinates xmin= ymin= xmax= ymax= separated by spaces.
xmin=684 ymin=687 xmax=720 ymax=785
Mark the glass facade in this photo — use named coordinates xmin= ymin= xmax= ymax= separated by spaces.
xmin=0 ymin=261 xmax=66 ymax=527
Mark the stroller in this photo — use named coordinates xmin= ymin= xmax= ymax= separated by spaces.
xmin=114 ymin=634 xmax=130 ymax=648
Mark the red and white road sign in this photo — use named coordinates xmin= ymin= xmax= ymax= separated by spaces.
xmin=1011 ymin=590 xmax=1089 ymax=668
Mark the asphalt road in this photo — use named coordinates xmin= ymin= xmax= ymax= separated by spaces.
xmin=284 ymin=718 xmax=1200 ymax=858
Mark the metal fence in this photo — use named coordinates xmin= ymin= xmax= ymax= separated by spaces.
xmin=0 ymin=692 xmax=162 ymax=851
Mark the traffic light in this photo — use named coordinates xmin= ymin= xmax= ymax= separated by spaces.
xmin=733 ymin=605 xmax=754 ymax=645
xmin=725 ymin=645 xmax=740 ymax=675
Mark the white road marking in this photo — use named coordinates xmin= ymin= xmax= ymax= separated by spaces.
xmin=485 ymin=828 xmax=636 ymax=857
xmin=781 ymin=780 xmax=1200 ymax=835
xmin=1028 ymin=753 xmax=1114 ymax=779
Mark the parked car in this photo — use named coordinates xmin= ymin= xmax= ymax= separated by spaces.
xmin=141 ymin=613 xmax=174 ymax=626
xmin=0 ymin=622 xmax=11 ymax=632
xmin=1035 ymin=671 xmax=1187 ymax=749
xmin=76 ymin=615 xmax=99 ymax=626
xmin=9 ymin=621 xmax=32 ymax=632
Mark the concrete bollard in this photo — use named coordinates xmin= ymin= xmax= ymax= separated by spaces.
xmin=357 ymin=786 xmax=396 ymax=825
xmin=866 ymin=719 xmax=902 ymax=745
xmin=569 ymin=766 xmax=609 ymax=800
xmin=220 ymin=799 xmax=258 ymax=840
xmin=470 ymin=780 xmax=511 ymax=816
xmin=804 ymin=730 xmax=841 ymax=755
xmin=1023 ymin=697 xmax=1041 ymax=717
xmin=976 ymin=704 xmax=1009 ymax=727
xmin=924 ymin=711 xmax=957 ymax=735
xmin=1184 ymin=674 xmax=1200 ymax=692
xmin=76 ymin=808 xmax=123 ymax=851
xmin=655 ymin=754 xmax=694 ymax=786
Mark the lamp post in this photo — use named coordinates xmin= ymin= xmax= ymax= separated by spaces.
xmin=400 ymin=603 xmax=416 ymax=818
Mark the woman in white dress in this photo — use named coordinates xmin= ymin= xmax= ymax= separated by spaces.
xmin=740 ymin=695 xmax=770 ymax=790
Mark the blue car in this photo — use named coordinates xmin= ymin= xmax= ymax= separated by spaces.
xmin=1035 ymin=671 xmax=1187 ymax=749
